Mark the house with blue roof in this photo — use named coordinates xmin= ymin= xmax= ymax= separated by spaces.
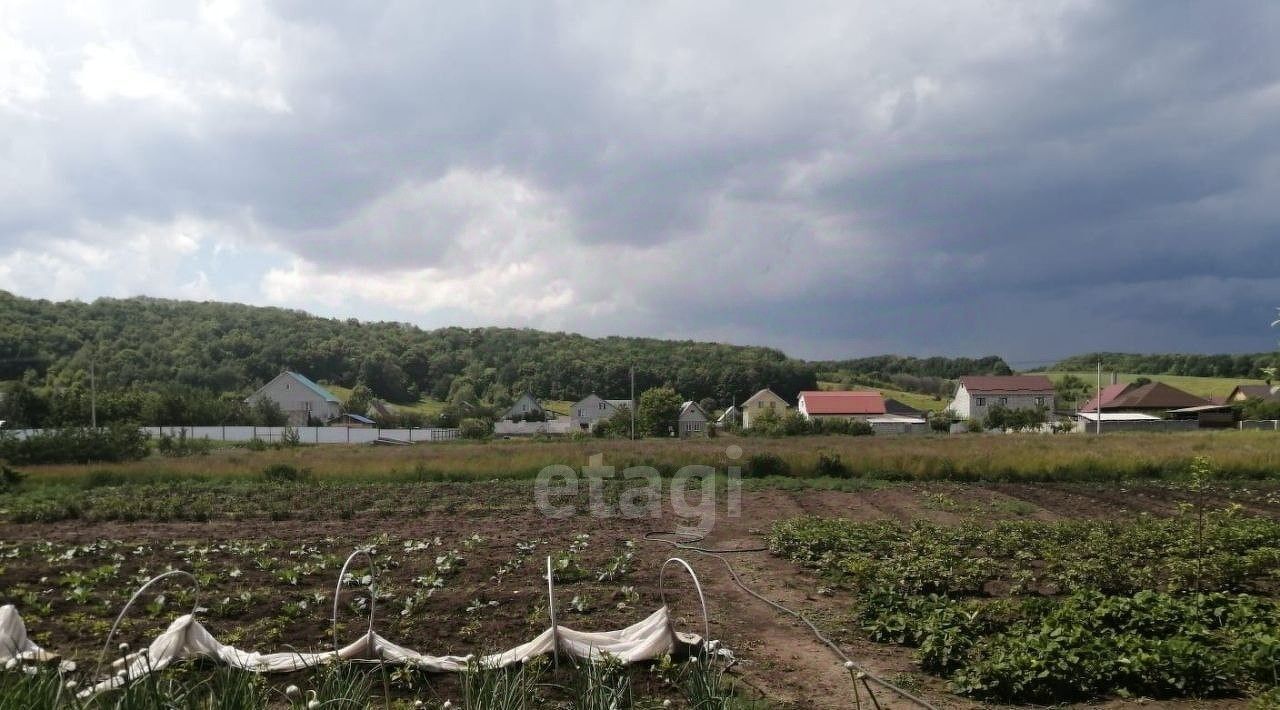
xmin=245 ymin=370 xmax=342 ymax=425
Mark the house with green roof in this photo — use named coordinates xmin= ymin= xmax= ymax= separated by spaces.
xmin=245 ymin=370 xmax=342 ymax=425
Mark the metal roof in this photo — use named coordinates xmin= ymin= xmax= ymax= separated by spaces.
xmin=799 ymin=390 xmax=886 ymax=415
xmin=344 ymin=412 xmax=376 ymax=424
xmin=1076 ymin=411 xmax=1162 ymax=422
xmin=286 ymin=371 xmax=340 ymax=403
xmin=958 ymin=375 xmax=1055 ymax=394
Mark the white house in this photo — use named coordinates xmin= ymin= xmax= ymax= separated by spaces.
xmin=569 ymin=394 xmax=631 ymax=431
xmin=949 ymin=375 xmax=1055 ymax=421
xmin=678 ymin=401 xmax=709 ymax=438
xmin=503 ymin=392 xmax=547 ymax=421
xmin=245 ymin=371 xmax=342 ymax=425
xmin=741 ymin=388 xmax=789 ymax=428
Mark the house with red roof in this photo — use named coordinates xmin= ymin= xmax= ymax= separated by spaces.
xmin=797 ymin=390 xmax=886 ymax=420
xmin=949 ymin=375 xmax=1054 ymax=421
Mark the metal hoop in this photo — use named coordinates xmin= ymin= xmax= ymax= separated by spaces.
xmin=658 ymin=557 xmax=710 ymax=645
xmin=332 ymin=549 xmax=378 ymax=656
xmin=545 ymin=556 xmax=560 ymax=669
xmin=95 ymin=569 xmax=200 ymax=683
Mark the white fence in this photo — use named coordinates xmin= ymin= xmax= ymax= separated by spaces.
xmin=1240 ymin=420 xmax=1280 ymax=431
xmin=5 ymin=426 xmax=460 ymax=444
xmin=493 ymin=420 xmax=573 ymax=436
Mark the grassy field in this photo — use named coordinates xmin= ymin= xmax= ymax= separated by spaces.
xmin=325 ymin=384 xmax=448 ymax=416
xmin=13 ymin=430 xmax=1280 ymax=488
xmin=816 ymin=381 xmax=948 ymax=412
xmin=1044 ymin=371 xmax=1263 ymax=399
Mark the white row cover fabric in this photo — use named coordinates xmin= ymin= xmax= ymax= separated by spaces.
xmin=0 ymin=604 xmax=60 ymax=665
xmin=0 ymin=605 xmax=699 ymax=699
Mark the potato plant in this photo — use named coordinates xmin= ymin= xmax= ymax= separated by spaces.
xmin=769 ymin=511 xmax=1280 ymax=703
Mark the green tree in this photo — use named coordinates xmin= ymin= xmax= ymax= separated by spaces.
xmin=251 ymin=397 xmax=288 ymax=426
xmin=345 ymin=383 xmax=373 ymax=415
xmin=636 ymin=386 xmax=682 ymax=437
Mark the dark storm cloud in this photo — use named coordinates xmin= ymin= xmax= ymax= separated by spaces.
xmin=1 ymin=1 xmax=1278 ymax=359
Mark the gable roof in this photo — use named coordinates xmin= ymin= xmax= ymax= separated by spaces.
xmin=800 ymin=390 xmax=886 ymax=415
xmin=742 ymin=388 xmax=788 ymax=407
xmin=716 ymin=405 xmax=740 ymax=423
xmin=1229 ymin=384 xmax=1280 ymax=402
xmin=284 ymin=371 xmax=339 ymax=403
xmin=679 ymin=401 xmax=708 ymax=419
xmin=883 ymin=397 xmax=927 ymax=417
xmin=503 ymin=392 xmax=545 ymax=416
xmin=1106 ymin=382 xmax=1208 ymax=410
xmin=958 ymin=375 xmax=1054 ymax=394
xmin=569 ymin=394 xmax=631 ymax=412
xmin=1079 ymin=383 xmax=1132 ymax=412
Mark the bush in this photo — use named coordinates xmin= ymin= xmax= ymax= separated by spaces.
xmin=459 ymin=418 xmax=491 ymax=440
xmin=0 ymin=425 xmax=148 ymax=465
xmin=261 ymin=463 xmax=313 ymax=484
xmin=157 ymin=429 xmax=213 ymax=457
xmin=0 ymin=462 xmax=24 ymax=493
xmin=744 ymin=452 xmax=791 ymax=478
xmin=814 ymin=452 xmax=852 ymax=478
xmin=242 ymin=437 xmax=269 ymax=451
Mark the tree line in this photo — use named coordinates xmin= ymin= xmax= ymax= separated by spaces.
xmin=1048 ymin=352 xmax=1278 ymax=379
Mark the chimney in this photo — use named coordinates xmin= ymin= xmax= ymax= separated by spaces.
xmin=1110 ymin=372 xmax=1117 ymax=385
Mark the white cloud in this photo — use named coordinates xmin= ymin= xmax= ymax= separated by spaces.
xmin=0 ymin=28 xmax=48 ymax=111
xmin=0 ymin=215 xmax=251 ymax=301
xmin=76 ymin=41 xmax=189 ymax=106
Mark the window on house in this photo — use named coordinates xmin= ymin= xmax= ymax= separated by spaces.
xmin=578 ymin=409 xmax=583 ymax=417
xmin=599 ymin=402 xmax=606 ymax=410
xmin=1035 ymin=396 xmax=1045 ymax=406
xmin=976 ymin=397 xmax=986 ymax=406
xmin=304 ymin=402 xmax=312 ymax=411
xmin=999 ymin=397 xmax=1008 ymax=406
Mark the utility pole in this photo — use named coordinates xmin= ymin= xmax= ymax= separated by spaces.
xmin=1096 ymin=359 xmax=1102 ymax=435
xmin=630 ymin=366 xmax=636 ymax=440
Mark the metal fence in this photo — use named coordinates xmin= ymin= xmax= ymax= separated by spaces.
xmin=5 ymin=426 xmax=460 ymax=444
xmin=1239 ymin=420 xmax=1280 ymax=431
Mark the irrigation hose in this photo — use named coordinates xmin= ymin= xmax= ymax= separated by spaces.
xmin=643 ymin=530 xmax=940 ymax=710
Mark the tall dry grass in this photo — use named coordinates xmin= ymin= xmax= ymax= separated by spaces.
xmin=17 ymin=430 xmax=1280 ymax=485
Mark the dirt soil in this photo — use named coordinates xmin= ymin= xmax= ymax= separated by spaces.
xmin=3 ymin=480 xmax=1277 ymax=708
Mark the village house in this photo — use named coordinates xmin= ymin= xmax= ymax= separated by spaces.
xmin=503 ymin=392 xmax=547 ymax=421
xmin=569 ymin=393 xmax=631 ymax=431
xmin=678 ymin=401 xmax=709 ymax=438
xmin=798 ymin=390 xmax=928 ymax=434
xmin=797 ymin=390 xmax=885 ymax=420
xmin=244 ymin=371 xmax=342 ymax=426
xmin=949 ymin=375 xmax=1055 ymax=421
xmin=1226 ymin=384 xmax=1280 ymax=404
xmin=1078 ymin=381 xmax=1207 ymax=414
xmin=740 ymin=388 xmax=789 ymax=428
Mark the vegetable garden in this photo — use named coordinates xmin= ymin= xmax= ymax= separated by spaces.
xmin=6 ymin=444 xmax=1280 ymax=707
xmin=769 ymin=508 xmax=1280 ymax=703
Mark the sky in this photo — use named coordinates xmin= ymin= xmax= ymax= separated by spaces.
xmin=1 ymin=1 xmax=1278 ymax=363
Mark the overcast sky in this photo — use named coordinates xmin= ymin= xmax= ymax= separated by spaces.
xmin=1 ymin=1 xmax=1277 ymax=362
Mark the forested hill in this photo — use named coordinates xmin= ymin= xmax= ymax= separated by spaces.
xmin=1048 ymin=352 xmax=1277 ymax=379
xmin=0 ymin=292 xmax=816 ymax=406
